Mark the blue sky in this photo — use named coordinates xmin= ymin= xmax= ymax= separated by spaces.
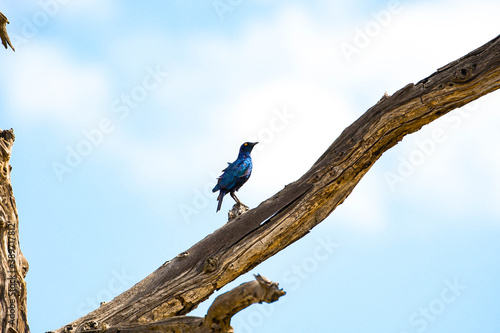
xmin=1 ymin=1 xmax=500 ymax=332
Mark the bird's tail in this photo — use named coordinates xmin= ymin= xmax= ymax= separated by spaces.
xmin=216 ymin=190 xmax=226 ymax=212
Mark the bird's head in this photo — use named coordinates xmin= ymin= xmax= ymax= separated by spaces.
xmin=239 ymin=142 xmax=258 ymax=154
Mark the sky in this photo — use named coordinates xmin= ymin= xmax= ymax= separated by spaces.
xmin=1 ymin=1 xmax=500 ymax=332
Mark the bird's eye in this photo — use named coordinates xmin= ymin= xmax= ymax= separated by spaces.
xmin=244 ymin=143 xmax=248 ymax=146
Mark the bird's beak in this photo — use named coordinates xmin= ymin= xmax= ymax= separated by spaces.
xmin=251 ymin=142 xmax=259 ymax=146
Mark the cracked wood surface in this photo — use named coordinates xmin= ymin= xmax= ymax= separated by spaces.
xmin=73 ymin=275 xmax=285 ymax=333
xmin=42 ymin=34 xmax=499 ymax=332
xmin=0 ymin=129 xmax=29 ymax=333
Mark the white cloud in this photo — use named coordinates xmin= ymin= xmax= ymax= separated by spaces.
xmin=333 ymin=173 xmax=389 ymax=233
xmin=326 ymin=0 xmax=500 ymax=226
xmin=225 ymin=79 xmax=353 ymax=191
xmin=102 ymin=128 xmax=181 ymax=191
xmin=380 ymin=90 xmax=500 ymax=225
xmin=62 ymin=1 xmax=117 ymax=21
xmin=334 ymin=0 xmax=500 ymax=93
xmin=5 ymin=43 xmax=110 ymax=131
xmin=98 ymin=0 xmax=500 ymax=231
xmin=11 ymin=0 xmax=497 ymax=232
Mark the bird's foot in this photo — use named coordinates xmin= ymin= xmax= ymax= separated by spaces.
xmin=228 ymin=202 xmax=249 ymax=222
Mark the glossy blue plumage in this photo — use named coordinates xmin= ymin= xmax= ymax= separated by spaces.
xmin=213 ymin=142 xmax=258 ymax=212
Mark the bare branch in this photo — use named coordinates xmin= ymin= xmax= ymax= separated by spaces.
xmin=0 ymin=12 xmax=15 ymax=51
xmin=52 ymin=275 xmax=284 ymax=333
xmin=203 ymin=274 xmax=285 ymax=332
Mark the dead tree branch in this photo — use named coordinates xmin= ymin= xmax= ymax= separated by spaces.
xmin=57 ymin=275 xmax=284 ymax=333
xmin=0 ymin=12 xmax=15 ymax=51
xmin=203 ymin=274 xmax=285 ymax=332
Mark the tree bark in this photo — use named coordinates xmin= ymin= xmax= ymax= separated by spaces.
xmin=0 ymin=129 xmax=29 ymax=333
xmin=202 ymin=274 xmax=285 ymax=332
xmin=45 ymin=33 xmax=500 ymax=333
xmin=55 ymin=275 xmax=284 ymax=333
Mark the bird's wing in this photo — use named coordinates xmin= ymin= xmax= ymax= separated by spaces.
xmin=217 ymin=159 xmax=251 ymax=189
xmin=237 ymin=160 xmax=252 ymax=178
xmin=233 ymin=159 xmax=251 ymax=177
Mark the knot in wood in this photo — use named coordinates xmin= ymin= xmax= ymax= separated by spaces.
xmin=0 ymin=129 xmax=15 ymax=162
xmin=1 ymin=163 xmax=9 ymax=180
xmin=454 ymin=66 xmax=473 ymax=82
xmin=204 ymin=256 xmax=218 ymax=273
xmin=177 ymin=251 xmax=189 ymax=259
xmin=63 ymin=325 xmax=74 ymax=332
xmin=81 ymin=320 xmax=99 ymax=331
xmin=309 ymin=174 xmax=320 ymax=183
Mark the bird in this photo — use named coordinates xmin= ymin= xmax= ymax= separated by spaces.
xmin=212 ymin=142 xmax=258 ymax=212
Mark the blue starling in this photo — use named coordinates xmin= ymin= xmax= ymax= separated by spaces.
xmin=212 ymin=142 xmax=258 ymax=212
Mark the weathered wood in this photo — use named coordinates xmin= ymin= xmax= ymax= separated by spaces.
xmin=46 ymin=34 xmax=499 ymax=332
xmin=0 ymin=129 xmax=29 ymax=333
xmin=202 ymin=274 xmax=285 ymax=332
xmin=71 ymin=275 xmax=285 ymax=333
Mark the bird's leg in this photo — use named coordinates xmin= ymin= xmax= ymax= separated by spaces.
xmin=230 ymin=191 xmax=242 ymax=205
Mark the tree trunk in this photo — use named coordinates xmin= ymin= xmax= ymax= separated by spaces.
xmin=2 ymin=34 xmax=499 ymax=332
xmin=0 ymin=129 xmax=29 ymax=333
